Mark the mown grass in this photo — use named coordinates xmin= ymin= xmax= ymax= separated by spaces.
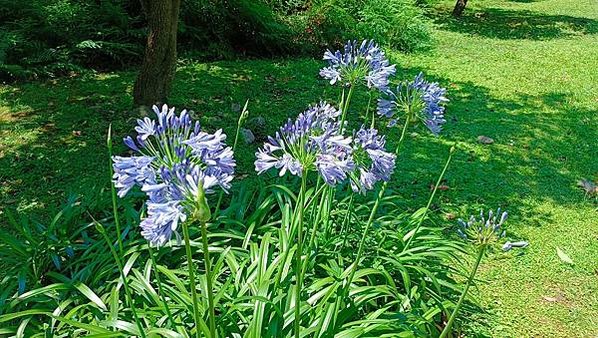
xmin=0 ymin=0 xmax=596 ymax=336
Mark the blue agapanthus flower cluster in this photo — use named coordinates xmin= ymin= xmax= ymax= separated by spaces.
xmin=378 ymin=72 xmax=448 ymax=135
xmin=350 ymin=126 xmax=396 ymax=193
xmin=457 ymin=208 xmax=509 ymax=248
xmin=255 ymin=102 xmax=354 ymax=186
xmin=255 ymin=103 xmax=395 ymax=192
xmin=320 ymin=40 xmax=396 ymax=91
xmin=113 ymin=104 xmax=235 ymax=246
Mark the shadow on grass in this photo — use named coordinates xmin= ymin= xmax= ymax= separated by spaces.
xmin=435 ymin=7 xmax=598 ymax=40
xmin=1 ymin=60 xmax=595 ymax=220
xmin=0 ymin=73 xmax=138 ymax=215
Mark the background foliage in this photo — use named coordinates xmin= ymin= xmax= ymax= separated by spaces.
xmin=0 ymin=0 xmax=433 ymax=80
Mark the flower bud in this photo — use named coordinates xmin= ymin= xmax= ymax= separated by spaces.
xmin=193 ymin=183 xmax=212 ymax=223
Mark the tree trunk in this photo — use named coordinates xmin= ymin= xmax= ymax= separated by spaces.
xmin=452 ymin=0 xmax=468 ymax=17
xmin=133 ymin=0 xmax=181 ymax=107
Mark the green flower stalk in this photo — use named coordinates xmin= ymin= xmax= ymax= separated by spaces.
xmin=402 ymin=146 xmax=455 ymax=253
xmin=148 ymin=245 xmax=178 ymax=330
xmin=95 ymin=221 xmax=146 ymax=338
xmin=214 ymin=100 xmax=249 ymax=215
xmin=294 ymin=174 xmax=308 ymax=338
xmin=106 ymin=124 xmax=123 ymax=254
xmin=184 ymin=183 xmax=217 ymax=338
xmin=181 ymin=221 xmax=203 ymax=338
xmin=439 ymin=245 xmax=485 ymax=338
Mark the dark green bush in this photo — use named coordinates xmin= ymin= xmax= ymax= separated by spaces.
xmin=358 ymin=0 xmax=434 ymax=52
xmin=0 ymin=0 xmax=144 ymax=80
xmin=0 ymin=0 xmax=434 ymax=80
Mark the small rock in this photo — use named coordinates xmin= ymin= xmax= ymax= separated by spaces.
xmin=248 ymin=116 xmax=266 ymax=129
xmin=241 ymin=128 xmax=255 ymax=144
xmin=477 ymin=135 xmax=494 ymax=144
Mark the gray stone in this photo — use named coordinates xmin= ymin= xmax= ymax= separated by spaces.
xmin=241 ymin=128 xmax=255 ymax=144
xmin=477 ymin=135 xmax=494 ymax=144
xmin=249 ymin=116 xmax=266 ymax=129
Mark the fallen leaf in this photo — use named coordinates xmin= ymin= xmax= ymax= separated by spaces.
xmin=477 ymin=135 xmax=494 ymax=144
xmin=445 ymin=213 xmax=456 ymax=220
xmin=430 ymin=184 xmax=450 ymax=191
xmin=542 ymin=296 xmax=558 ymax=302
xmin=556 ymin=247 xmax=574 ymax=264
xmin=72 ymin=130 xmax=81 ymax=136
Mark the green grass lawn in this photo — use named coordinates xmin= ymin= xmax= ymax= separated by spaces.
xmin=1 ymin=0 xmax=597 ymax=336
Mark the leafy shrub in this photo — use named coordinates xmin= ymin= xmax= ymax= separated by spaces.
xmin=0 ymin=40 xmax=469 ymax=336
xmin=0 ymin=0 xmax=435 ymax=80
xmin=358 ymin=0 xmax=434 ymax=52
xmin=0 ymin=0 xmax=144 ymax=80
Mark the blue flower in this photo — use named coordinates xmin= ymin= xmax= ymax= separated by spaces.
xmin=457 ymin=208 xmax=509 ymax=247
xmin=112 ymin=155 xmax=155 ymax=198
xmin=350 ymin=126 xmax=396 ymax=193
xmin=378 ymin=72 xmax=448 ymax=135
xmin=254 ymin=102 xmax=353 ymax=185
xmin=316 ymin=153 xmax=355 ymax=186
xmin=113 ymin=104 xmax=236 ymax=246
xmin=135 ymin=117 xmax=156 ymax=141
xmin=320 ymin=40 xmax=396 ymax=91
xmin=140 ymin=200 xmax=186 ymax=246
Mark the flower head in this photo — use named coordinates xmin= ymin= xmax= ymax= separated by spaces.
xmin=254 ymin=102 xmax=354 ymax=186
xmin=349 ymin=126 xmax=396 ymax=193
xmin=320 ymin=40 xmax=396 ymax=91
xmin=113 ymin=104 xmax=235 ymax=246
xmin=378 ymin=72 xmax=448 ymax=135
xmin=457 ymin=208 xmax=509 ymax=248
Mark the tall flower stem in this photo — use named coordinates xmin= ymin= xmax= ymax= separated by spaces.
xmin=148 ymin=245 xmax=177 ymax=330
xmin=439 ymin=246 xmax=486 ymax=338
xmin=95 ymin=221 xmax=146 ymax=338
xmin=363 ymin=91 xmax=373 ymax=128
xmin=344 ymin=115 xmax=412 ymax=296
xmin=214 ymin=101 xmax=249 ymax=215
xmin=339 ymin=193 xmax=355 ymax=251
xmin=182 ymin=222 xmax=203 ymax=338
xmin=106 ymin=124 xmax=123 ymax=254
xmin=344 ymin=185 xmax=384 ymax=295
xmin=395 ymin=114 xmax=411 ymax=154
xmin=339 ymin=85 xmax=355 ymax=132
xmin=294 ymin=174 xmax=308 ymax=338
xmin=201 ymin=220 xmax=217 ymax=338
xmin=302 ymin=185 xmax=331 ymax=276
xmin=273 ymin=182 xmax=325 ymax=291
xmin=402 ymin=146 xmax=454 ymax=253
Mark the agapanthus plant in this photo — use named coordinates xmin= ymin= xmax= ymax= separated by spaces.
xmin=113 ymin=104 xmax=235 ymax=246
xmin=440 ymin=209 xmax=528 ymax=338
xmin=378 ymin=72 xmax=448 ymax=135
xmin=320 ymin=40 xmax=396 ymax=91
xmin=113 ymin=104 xmax=232 ymax=337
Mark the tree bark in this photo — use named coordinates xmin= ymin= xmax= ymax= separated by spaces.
xmin=452 ymin=0 xmax=468 ymax=17
xmin=133 ymin=0 xmax=181 ymax=107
